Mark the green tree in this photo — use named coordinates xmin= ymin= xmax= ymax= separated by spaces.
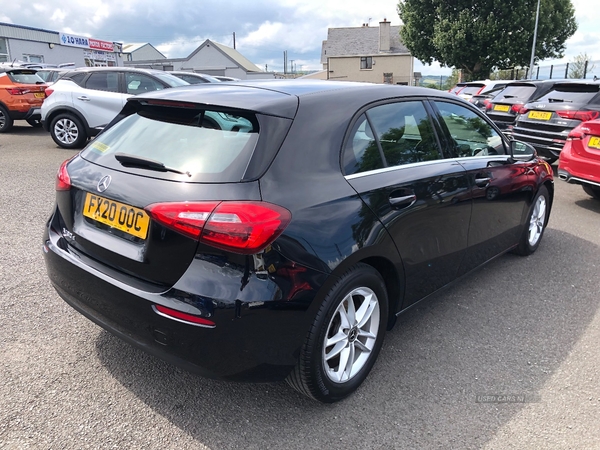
xmin=398 ymin=0 xmax=577 ymax=81
xmin=569 ymin=53 xmax=596 ymax=79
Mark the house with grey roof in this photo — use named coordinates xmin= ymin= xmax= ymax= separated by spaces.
xmin=321 ymin=19 xmax=414 ymax=85
xmin=124 ymin=39 xmax=274 ymax=80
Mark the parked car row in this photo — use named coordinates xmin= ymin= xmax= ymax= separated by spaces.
xmin=1 ymin=64 xmax=240 ymax=138
xmin=448 ymin=78 xmax=600 ymax=201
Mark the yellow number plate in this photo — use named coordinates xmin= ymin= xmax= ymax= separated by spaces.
xmin=83 ymin=193 xmax=149 ymax=239
xmin=493 ymin=104 xmax=510 ymax=112
xmin=588 ymin=136 xmax=600 ymax=149
xmin=528 ymin=111 xmax=552 ymax=120
xmin=34 ymin=92 xmax=45 ymax=98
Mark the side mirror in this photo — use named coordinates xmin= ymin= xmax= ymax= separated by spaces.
xmin=509 ymin=140 xmax=537 ymax=162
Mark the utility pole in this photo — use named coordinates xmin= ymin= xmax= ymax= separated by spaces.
xmin=529 ymin=0 xmax=541 ymax=76
xmin=233 ymin=32 xmax=236 ymax=49
xmin=290 ymin=60 xmax=295 ymax=75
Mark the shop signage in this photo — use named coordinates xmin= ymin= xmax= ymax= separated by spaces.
xmin=60 ymin=33 xmax=115 ymax=52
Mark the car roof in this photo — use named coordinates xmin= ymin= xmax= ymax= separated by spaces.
xmin=66 ymin=66 xmax=172 ymax=75
xmin=130 ymin=79 xmax=465 ymax=119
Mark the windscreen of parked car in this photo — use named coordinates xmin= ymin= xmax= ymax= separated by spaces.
xmin=81 ymin=105 xmax=259 ymax=182
xmin=6 ymin=70 xmax=45 ymax=84
xmin=533 ymin=84 xmax=600 ymax=105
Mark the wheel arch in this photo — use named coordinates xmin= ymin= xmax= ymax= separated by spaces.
xmin=45 ymin=106 xmax=92 ymax=134
xmin=322 ymin=251 xmax=405 ymax=331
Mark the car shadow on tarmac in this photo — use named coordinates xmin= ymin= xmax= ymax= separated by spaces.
xmin=94 ymin=229 xmax=600 ymax=449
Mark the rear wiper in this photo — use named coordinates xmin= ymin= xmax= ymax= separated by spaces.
xmin=502 ymin=95 xmax=517 ymax=99
xmin=114 ymin=152 xmax=191 ymax=177
xmin=548 ymin=98 xmax=573 ymax=103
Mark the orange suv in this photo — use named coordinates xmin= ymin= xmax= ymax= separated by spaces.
xmin=0 ymin=67 xmax=47 ymax=133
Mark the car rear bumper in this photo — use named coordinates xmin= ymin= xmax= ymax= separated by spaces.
xmin=511 ymin=128 xmax=566 ymax=159
xmin=43 ymin=215 xmax=326 ymax=382
xmin=9 ymin=107 xmax=41 ymax=121
xmin=558 ymin=143 xmax=600 ymax=188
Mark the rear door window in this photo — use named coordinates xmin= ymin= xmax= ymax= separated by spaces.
xmin=343 ymin=101 xmax=441 ymax=175
xmin=85 ymin=72 xmax=120 ymax=93
xmin=81 ymin=105 xmax=259 ymax=182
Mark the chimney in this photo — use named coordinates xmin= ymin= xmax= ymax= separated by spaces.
xmin=379 ymin=18 xmax=390 ymax=52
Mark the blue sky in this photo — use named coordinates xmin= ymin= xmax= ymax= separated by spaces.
xmin=0 ymin=0 xmax=597 ymax=75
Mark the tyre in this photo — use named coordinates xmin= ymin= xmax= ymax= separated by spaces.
xmin=582 ymin=184 xmax=600 ymax=200
xmin=26 ymin=118 xmax=42 ymax=128
xmin=0 ymin=105 xmax=14 ymax=133
xmin=514 ymin=185 xmax=550 ymax=256
xmin=286 ymin=263 xmax=388 ymax=403
xmin=50 ymin=113 xmax=87 ymax=149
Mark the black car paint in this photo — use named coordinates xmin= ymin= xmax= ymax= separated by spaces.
xmin=43 ymin=81 xmax=553 ymax=382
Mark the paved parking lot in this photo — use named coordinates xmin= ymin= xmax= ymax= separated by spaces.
xmin=1 ymin=123 xmax=599 ymax=449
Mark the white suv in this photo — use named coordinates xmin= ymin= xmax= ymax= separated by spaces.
xmin=41 ymin=67 xmax=188 ymax=148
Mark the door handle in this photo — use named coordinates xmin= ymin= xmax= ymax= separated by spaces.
xmin=77 ymin=96 xmax=90 ymax=101
xmin=389 ymin=194 xmax=416 ymax=208
xmin=475 ymin=177 xmax=491 ymax=187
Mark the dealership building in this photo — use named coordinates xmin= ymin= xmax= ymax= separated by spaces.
xmin=0 ymin=21 xmax=276 ymax=80
xmin=0 ymin=22 xmax=124 ymax=67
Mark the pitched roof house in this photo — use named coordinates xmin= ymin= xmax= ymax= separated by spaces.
xmin=124 ymin=39 xmax=273 ymax=80
xmin=321 ymin=20 xmax=414 ymax=85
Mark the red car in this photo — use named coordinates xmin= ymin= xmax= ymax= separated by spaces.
xmin=558 ymin=119 xmax=600 ymax=199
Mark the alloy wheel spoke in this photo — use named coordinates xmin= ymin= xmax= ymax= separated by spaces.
xmin=354 ymin=339 xmax=371 ymax=353
xmin=325 ymin=340 xmax=347 ymax=361
xmin=326 ymin=330 xmax=347 ymax=348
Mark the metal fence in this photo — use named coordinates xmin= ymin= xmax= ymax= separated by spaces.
xmin=494 ymin=60 xmax=600 ymax=81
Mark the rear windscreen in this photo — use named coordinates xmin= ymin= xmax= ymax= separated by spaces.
xmin=7 ymin=70 xmax=44 ymax=84
xmin=535 ymin=84 xmax=600 ymax=104
xmin=493 ymin=85 xmax=537 ymax=102
xmin=81 ymin=106 xmax=259 ymax=182
xmin=460 ymin=85 xmax=485 ymax=95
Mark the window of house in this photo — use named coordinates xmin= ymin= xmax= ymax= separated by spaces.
xmin=0 ymin=38 xmax=9 ymax=62
xmin=360 ymin=56 xmax=373 ymax=70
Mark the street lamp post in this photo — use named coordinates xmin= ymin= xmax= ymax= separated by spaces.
xmin=529 ymin=0 xmax=541 ymax=78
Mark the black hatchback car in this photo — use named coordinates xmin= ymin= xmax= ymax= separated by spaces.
xmin=511 ymin=81 xmax=600 ymax=163
xmin=43 ymin=80 xmax=554 ymax=402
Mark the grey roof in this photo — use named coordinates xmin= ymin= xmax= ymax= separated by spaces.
xmin=321 ymin=25 xmax=409 ymax=63
xmin=185 ymin=40 xmax=263 ymax=73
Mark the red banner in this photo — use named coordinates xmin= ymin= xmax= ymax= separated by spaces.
xmin=89 ymin=38 xmax=114 ymax=52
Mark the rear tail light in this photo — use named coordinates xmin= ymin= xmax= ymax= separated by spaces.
xmin=511 ymin=104 xmax=522 ymax=113
xmin=55 ymin=158 xmax=72 ymax=191
xmin=556 ymin=110 xmax=600 ymax=122
xmin=484 ymin=99 xmax=492 ymax=110
xmin=5 ymin=87 xmax=30 ymax=95
xmin=44 ymin=88 xmax=54 ymax=97
xmin=568 ymin=124 xmax=590 ymax=140
xmin=518 ymin=107 xmax=529 ymax=114
xmin=146 ymin=201 xmax=292 ymax=254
